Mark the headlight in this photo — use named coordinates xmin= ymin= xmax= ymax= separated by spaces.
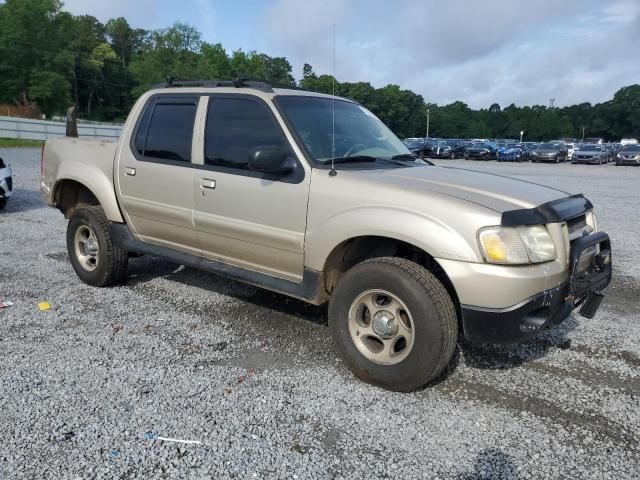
xmin=585 ymin=211 xmax=597 ymax=231
xmin=478 ymin=225 xmax=556 ymax=264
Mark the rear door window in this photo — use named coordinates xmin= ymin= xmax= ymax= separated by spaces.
xmin=135 ymin=98 xmax=198 ymax=163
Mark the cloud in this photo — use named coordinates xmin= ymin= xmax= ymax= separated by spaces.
xmin=263 ymin=0 xmax=640 ymax=108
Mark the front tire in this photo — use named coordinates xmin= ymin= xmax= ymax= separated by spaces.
xmin=0 ymin=197 xmax=6 ymax=210
xmin=328 ymin=257 xmax=458 ymax=392
xmin=67 ymin=206 xmax=128 ymax=287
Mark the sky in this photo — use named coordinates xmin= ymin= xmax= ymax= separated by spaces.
xmin=61 ymin=0 xmax=640 ymax=109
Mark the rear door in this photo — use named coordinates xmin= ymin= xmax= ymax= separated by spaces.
xmin=116 ymin=95 xmax=200 ymax=253
xmin=193 ymin=94 xmax=310 ymax=282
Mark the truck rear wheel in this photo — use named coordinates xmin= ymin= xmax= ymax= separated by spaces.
xmin=328 ymin=257 xmax=458 ymax=391
xmin=67 ymin=206 xmax=128 ymax=287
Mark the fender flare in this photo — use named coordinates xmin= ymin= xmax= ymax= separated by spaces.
xmin=53 ymin=160 xmax=124 ymax=223
xmin=305 ymin=206 xmax=478 ymax=271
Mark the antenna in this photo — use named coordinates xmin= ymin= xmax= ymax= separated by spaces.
xmin=329 ymin=23 xmax=337 ymax=177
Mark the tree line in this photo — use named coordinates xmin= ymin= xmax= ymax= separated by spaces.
xmin=1 ymin=0 xmax=638 ymax=141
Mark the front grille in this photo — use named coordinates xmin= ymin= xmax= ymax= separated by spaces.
xmin=567 ymin=214 xmax=592 ymax=241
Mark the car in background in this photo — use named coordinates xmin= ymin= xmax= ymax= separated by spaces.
xmin=0 ymin=156 xmax=13 ymax=210
xmin=565 ymin=142 xmax=577 ymax=161
xmin=402 ymin=138 xmax=435 ymax=158
xmin=520 ymin=143 xmax=539 ymax=162
xmin=530 ymin=143 xmax=568 ymax=163
xmin=496 ymin=144 xmax=524 ymax=162
xmin=601 ymin=144 xmax=617 ymax=163
xmin=615 ymin=144 xmax=640 ymax=165
xmin=431 ymin=139 xmax=466 ymax=159
xmin=572 ymin=144 xmax=608 ymax=164
xmin=620 ymin=138 xmax=638 ymax=145
xmin=465 ymin=141 xmax=499 ymax=160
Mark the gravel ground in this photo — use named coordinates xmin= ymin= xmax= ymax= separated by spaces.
xmin=0 ymin=149 xmax=638 ymax=479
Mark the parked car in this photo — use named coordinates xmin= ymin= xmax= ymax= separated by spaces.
xmin=615 ymin=144 xmax=640 ymax=165
xmin=465 ymin=141 xmax=499 ymax=160
xmin=403 ymin=138 xmax=436 ymax=158
xmin=565 ymin=143 xmax=577 ymax=161
xmin=572 ymin=144 xmax=608 ymax=164
xmin=520 ymin=143 xmax=539 ymax=162
xmin=496 ymin=144 xmax=523 ymax=162
xmin=620 ymin=138 xmax=638 ymax=145
xmin=403 ymin=138 xmax=427 ymax=157
xmin=431 ymin=139 xmax=466 ymax=159
xmin=40 ymin=79 xmax=612 ymax=392
xmin=530 ymin=143 xmax=568 ymax=163
xmin=0 ymin=156 xmax=13 ymax=210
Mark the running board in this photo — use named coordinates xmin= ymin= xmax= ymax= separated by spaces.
xmin=109 ymin=223 xmax=323 ymax=304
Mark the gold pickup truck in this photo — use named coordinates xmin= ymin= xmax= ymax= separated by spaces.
xmin=40 ymin=79 xmax=612 ymax=391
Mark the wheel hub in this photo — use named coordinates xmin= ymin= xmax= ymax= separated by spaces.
xmin=85 ymin=239 xmax=98 ymax=255
xmin=372 ymin=311 xmax=398 ymax=339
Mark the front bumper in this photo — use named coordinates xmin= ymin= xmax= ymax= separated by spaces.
xmin=460 ymin=231 xmax=612 ymax=344
xmin=617 ymin=158 xmax=640 ymax=166
xmin=531 ymin=154 xmax=558 ymax=162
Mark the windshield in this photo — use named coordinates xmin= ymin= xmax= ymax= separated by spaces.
xmin=580 ymin=144 xmax=603 ymax=151
xmin=275 ymin=96 xmax=411 ymax=165
xmin=622 ymin=145 xmax=640 ymax=152
xmin=538 ymin=143 xmax=560 ymax=150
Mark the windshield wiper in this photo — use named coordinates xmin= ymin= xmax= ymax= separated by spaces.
xmin=390 ymin=154 xmax=417 ymax=160
xmin=321 ymin=155 xmax=414 ymax=167
xmin=321 ymin=155 xmax=381 ymax=165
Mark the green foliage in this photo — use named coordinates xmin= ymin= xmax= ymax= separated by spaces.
xmin=0 ymin=138 xmax=44 ymax=148
xmin=0 ymin=0 xmax=638 ymax=140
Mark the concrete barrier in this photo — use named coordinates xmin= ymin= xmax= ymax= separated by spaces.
xmin=0 ymin=116 xmax=123 ymax=141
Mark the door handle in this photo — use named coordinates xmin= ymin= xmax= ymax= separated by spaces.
xmin=200 ymin=178 xmax=216 ymax=189
xmin=125 ymin=167 xmax=136 ymax=176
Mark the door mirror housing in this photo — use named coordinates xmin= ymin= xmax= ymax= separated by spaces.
xmin=248 ymin=146 xmax=294 ymax=174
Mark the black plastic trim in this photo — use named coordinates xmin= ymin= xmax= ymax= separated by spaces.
xmin=501 ymin=194 xmax=593 ymax=227
xmin=461 ymin=283 xmax=573 ymax=344
xmin=110 ymin=223 xmax=323 ymax=304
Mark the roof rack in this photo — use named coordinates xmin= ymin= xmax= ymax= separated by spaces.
xmin=154 ymin=76 xmax=274 ymax=92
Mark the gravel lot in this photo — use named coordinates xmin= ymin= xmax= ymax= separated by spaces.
xmin=1 ymin=148 xmax=639 ymax=479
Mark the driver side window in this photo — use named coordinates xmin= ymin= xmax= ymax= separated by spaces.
xmin=204 ymin=97 xmax=286 ymax=171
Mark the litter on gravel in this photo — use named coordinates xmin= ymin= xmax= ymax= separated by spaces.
xmin=0 ymin=301 xmax=13 ymax=309
xmin=144 ymin=431 xmax=202 ymax=445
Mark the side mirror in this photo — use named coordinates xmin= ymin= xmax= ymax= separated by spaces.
xmin=248 ymin=146 xmax=294 ymax=174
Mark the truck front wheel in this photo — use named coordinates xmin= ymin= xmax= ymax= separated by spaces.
xmin=67 ymin=206 xmax=128 ymax=287
xmin=328 ymin=257 xmax=458 ymax=391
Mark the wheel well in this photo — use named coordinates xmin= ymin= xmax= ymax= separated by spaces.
xmin=322 ymin=236 xmax=461 ymax=317
xmin=54 ymin=180 xmax=100 ymax=219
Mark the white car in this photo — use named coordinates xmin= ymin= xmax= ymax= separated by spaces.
xmin=0 ymin=156 xmax=13 ymax=210
xmin=566 ymin=143 xmax=576 ymax=160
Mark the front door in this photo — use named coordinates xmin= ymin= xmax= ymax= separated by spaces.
xmin=116 ymin=95 xmax=199 ymax=253
xmin=193 ymin=95 xmax=310 ymax=282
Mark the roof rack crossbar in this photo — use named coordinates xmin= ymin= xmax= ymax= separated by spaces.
xmin=154 ymin=76 xmax=274 ymax=92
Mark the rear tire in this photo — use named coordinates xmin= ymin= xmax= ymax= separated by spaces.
xmin=328 ymin=257 xmax=458 ymax=392
xmin=0 ymin=198 xmax=6 ymax=210
xmin=67 ymin=206 xmax=128 ymax=287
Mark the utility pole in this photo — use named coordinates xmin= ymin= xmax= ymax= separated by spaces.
xmin=426 ymin=109 xmax=430 ymax=139
xmin=549 ymin=98 xmax=555 ymax=108
xmin=520 ymin=130 xmax=524 ymax=143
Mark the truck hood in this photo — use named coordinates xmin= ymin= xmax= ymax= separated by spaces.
xmin=362 ymin=165 xmax=570 ymax=213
